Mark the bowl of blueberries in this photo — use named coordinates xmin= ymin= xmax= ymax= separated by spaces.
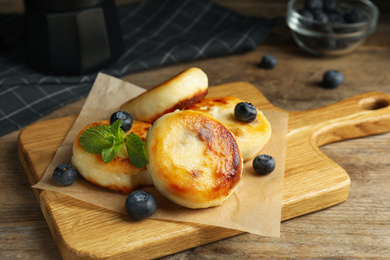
xmin=286 ymin=0 xmax=379 ymax=56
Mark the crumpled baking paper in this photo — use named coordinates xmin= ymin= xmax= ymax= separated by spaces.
xmin=33 ymin=72 xmax=288 ymax=237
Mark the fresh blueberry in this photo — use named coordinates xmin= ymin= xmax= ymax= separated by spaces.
xmin=299 ymin=9 xmax=314 ymax=20
xmin=344 ymin=8 xmax=366 ymax=23
xmin=259 ymin=54 xmax=277 ymax=69
xmin=304 ymin=0 xmax=323 ymax=10
xmin=328 ymin=12 xmax=345 ymax=24
xmin=110 ymin=111 xmax=133 ymax=132
xmin=322 ymin=70 xmax=344 ymax=88
xmin=317 ymin=23 xmax=334 ymax=33
xmin=253 ymin=154 xmax=276 ymax=175
xmin=234 ymin=102 xmax=257 ymax=123
xmin=125 ymin=190 xmax=157 ymax=220
xmin=313 ymin=10 xmax=329 ymax=23
xmin=53 ymin=163 xmax=77 ymax=186
xmin=323 ymin=0 xmax=338 ymax=12
xmin=320 ymin=39 xmax=338 ymax=50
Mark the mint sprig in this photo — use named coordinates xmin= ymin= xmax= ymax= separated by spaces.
xmin=78 ymin=120 xmax=148 ymax=167
xmin=125 ymin=133 xmax=149 ymax=168
xmin=101 ymin=143 xmax=123 ymax=163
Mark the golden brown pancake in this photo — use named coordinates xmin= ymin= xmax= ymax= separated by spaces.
xmin=145 ymin=110 xmax=243 ymax=209
xmin=186 ymin=96 xmax=272 ymax=161
xmin=120 ymin=67 xmax=208 ymax=124
xmin=71 ymin=120 xmax=153 ymax=193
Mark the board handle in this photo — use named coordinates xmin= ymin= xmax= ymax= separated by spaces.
xmin=292 ymin=92 xmax=390 ymax=146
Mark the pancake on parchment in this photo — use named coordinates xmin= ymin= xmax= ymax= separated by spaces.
xmin=72 ymin=120 xmax=153 ymax=193
xmin=186 ymin=96 xmax=272 ymax=161
xmin=145 ymin=110 xmax=243 ymax=209
xmin=120 ymin=67 xmax=208 ymax=124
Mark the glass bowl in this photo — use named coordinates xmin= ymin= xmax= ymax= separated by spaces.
xmin=286 ymin=0 xmax=379 ymax=56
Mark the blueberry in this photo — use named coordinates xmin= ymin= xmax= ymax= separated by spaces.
xmin=344 ymin=8 xmax=366 ymax=23
xmin=53 ymin=163 xmax=77 ymax=186
xmin=313 ymin=10 xmax=329 ymax=23
xmin=316 ymin=23 xmax=334 ymax=33
xmin=125 ymin=190 xmax=157 ymax=220
xmin=253 ymin=154 xmax=276 ymax=175
xmin=322 ymin=70 xmax=344 ymax=88
xmin=304 ymin=0 xmax=323 ymax=10
xmin=299 ymin=9 xmax=314 ymax=20
xmin=328 ymin=12 xmax=345 ymax=24
xmin=234 ymin=102 xmax=257 ymax=123
xmin=110 ymin=111 xmax=133 ymax=132
xmin=259 ymin=54 xmax=277 ymax=69
xmin=323 ymin=0 xmax=338 ymax=12
xmin=320 ymin=39 xmax=338 ymax=50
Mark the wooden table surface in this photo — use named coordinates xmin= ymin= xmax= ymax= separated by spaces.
xmin=1 ymin=0 xmax=389 ymax=259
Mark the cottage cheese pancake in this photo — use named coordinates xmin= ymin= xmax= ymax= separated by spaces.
xmin=72 ymin=120 xmax=153 ymax=193
xmin=120 ymin=67 xmax=208 ymax=124
xmin=145 ymin=110 xmax=243 ymax=209
xmin=186 ymin=96 xmax=272 ymax=161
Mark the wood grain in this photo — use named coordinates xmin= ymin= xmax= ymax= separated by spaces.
xmin=2 ymin=0 xmax=390 ymax=259
xmin=17 ymin=82 xmax=390 ymax=259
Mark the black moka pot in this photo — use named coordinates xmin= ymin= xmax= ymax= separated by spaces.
xmin=24 ymin=0 xmax=124 ymax=75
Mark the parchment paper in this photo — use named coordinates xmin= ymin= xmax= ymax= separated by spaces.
xmin=33 ymin=73 xmax=288 ymax=237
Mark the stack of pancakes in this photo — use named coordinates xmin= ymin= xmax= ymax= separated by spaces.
xmin=72 ymin=67 xmax=271 ymax=209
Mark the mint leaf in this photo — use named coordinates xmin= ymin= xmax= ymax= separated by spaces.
xmin=101 ymin=143 xmax=123 ymax=163
xmin=79 ymin=120 xmax=126 ymax=163
xmin=79 ymin=120 xmax=148 ymax=166
xmin=110 ymin=119 xmax=124 ymax=139
xmin=105 ymin=119 xmax=126 ymax=146
xmin=125 ymin=133 xmax=149 ymax=168
xmin=79 ymin=125 xmax=115 ymax=154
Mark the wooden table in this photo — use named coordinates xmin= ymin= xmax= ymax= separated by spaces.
xmin=1 ymin=0 xmax=389 ymax=259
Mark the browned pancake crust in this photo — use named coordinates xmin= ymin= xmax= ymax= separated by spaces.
xmin=144 ymin=87 xmax=207 ymax=124
xmin=146 ymin=110 xmax=243 ymax=208
xmin=73 ymin=120 xmax=152 ymax=193
xmin=186 ymin=96 xmax=272 ymax=161
xmin=120 ymin=67 xmax=208 ymax=124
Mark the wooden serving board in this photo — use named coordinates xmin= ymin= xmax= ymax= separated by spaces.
xmin=18 ymin=82 xmax=390 ymax=259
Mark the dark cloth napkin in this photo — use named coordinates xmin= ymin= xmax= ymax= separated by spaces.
xmin=0 ymin=0 xmax=280 ymax=137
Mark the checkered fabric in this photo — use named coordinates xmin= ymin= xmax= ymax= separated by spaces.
xmin=0 ymin=0 xmax=280 ymax=136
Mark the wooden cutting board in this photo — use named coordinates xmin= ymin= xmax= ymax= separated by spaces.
xmin=18 ymin=82 xmax=390 ymax=259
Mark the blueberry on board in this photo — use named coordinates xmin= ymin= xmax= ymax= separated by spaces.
xmin=253 ymin=154 xmax=276 ymax=175
xmin=110 ymin=110 xmax=133 ymax=132
xmin=259 ymin=54 xmax=277 ymax=69
xmin=322 ymin=70 xmax=344 ymax=88
xmin=125 ymin=190 xmax=157 ymax=220
xmin=234 ymin=102 xmax=257 ymax=123
xmin=53 ymin=163 xmax=77 ymax=186
xmin=304 ymin=0 xmax=323 ymax=10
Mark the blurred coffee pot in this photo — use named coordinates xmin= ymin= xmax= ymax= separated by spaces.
xmin=24 ymin=0 xmax=124 ymax=75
